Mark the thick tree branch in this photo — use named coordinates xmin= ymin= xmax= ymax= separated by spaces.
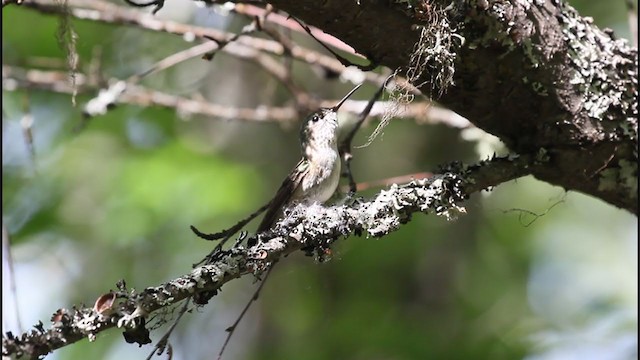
xmin=1 ymin=154 xmax=540 ymax=359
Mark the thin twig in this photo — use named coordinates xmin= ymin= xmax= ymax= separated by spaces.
xmin=232 ymin=3 xmax=361 ymax=57
xmin=2 ymin=223 xmax=23 ymax=334
xmin=291 ymin=16 xmax=377 ymax=71
xmin=200 ymin=10 xmax=265 ymax=61
xmin=20 ymin=93 xmax=37 ymax=169
xmin=217 ymin=264 xmax=276 ymax=360
xmin=215 ymin=38 xmax=311 ymax=108
xmin=339 ymin=79 xmax=388 ymax=193
xmin=232 ymin=5 xmax=310 ymax=108
xmin=625 ymin=0 xmax=638 ymax=47
xmin=145 ymin=299 xmax=191 ymax=360
xmin=131 ymin=42 xmax=219 ymax=82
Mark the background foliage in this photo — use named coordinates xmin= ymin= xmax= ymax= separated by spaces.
xmin=2 ymin=1 xmax=637 ymax=359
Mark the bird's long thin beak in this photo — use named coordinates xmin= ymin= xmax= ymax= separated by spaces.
xmin=332 ymin=83 xmax=363 ymax=111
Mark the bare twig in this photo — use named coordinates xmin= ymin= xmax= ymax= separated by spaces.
xmin=232 ymin=3 xmax=362 ymax=57
xmin=291 ymin=16 xmax=377 ymax=71
xmin=625 ymin=0 xmax=638 ymax=47
xmin=223 ymin=42 xmax=311 ymax=108
xmin=20 ymin=93 xmax=37 ymax=168
xmin=132 ymin=42 xmax=219 ymax=82
xmin=145 ymin=299 xmax=190 ymax=360
xmin=217 ymin=264 xmax=275 ymax=360
xmin=339 ymin=80 xmax=388 ymax=193
xmin=2 ymin=223 xmax=23 ymax=334
xmin=200 ymin=8 xmax=266 ymax=61
xmin=230 ymin=5 xmax=310 ymax=108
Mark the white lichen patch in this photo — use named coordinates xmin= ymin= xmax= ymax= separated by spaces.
xmin=215 ymin=255 xmax=242 ymax=278
xmin=559 ymin=3 xmax=638 ymax=131
xmin=359 ymin=185 xmax=402 ymax=236
xmin=420 ymin=177 xmax=466 ymax=220
xmin=116 ymin=306 xmax=147 ymax=329
xmin=83 ymin=81 xmax=127 ymax=117
xmin=75 ymin=312 xmax=100 ymax=337
xmin=354 ymin=174 xmax=466 ymax=237
xmin=189 ymin=266 xmax=213 ymax=288
xmin=187 ymin=258 xmax=242 ymax=292
xmin=253 ymin=237 xmax=287 ymax=253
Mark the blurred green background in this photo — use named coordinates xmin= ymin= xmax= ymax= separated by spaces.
xmin=2 ymin=1 xmax=637 ymax=359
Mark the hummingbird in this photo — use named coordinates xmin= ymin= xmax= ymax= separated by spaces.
xmin=190 ymin=83 xmax=363 ymax=250
xmin=256 ymin=83 xmax=363 ymax=233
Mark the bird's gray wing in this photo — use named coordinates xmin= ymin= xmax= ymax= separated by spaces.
xmin=257 ymin=159 xmax=309 ymax=232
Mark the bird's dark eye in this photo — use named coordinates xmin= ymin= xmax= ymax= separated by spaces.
xmin=311 ymin=115 xmax=319 ymax=122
